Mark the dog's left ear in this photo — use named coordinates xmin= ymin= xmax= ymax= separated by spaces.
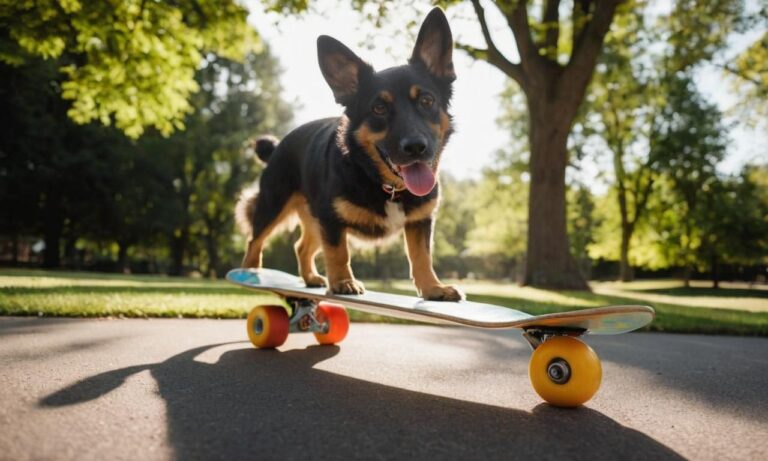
xmin=410 ymin=7 xmax=456 ymax=81
xmin=318 ymin=35 xmax=374 ymax=105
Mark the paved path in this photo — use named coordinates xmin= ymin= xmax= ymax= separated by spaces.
xmin=1 ymin=317 xmax=766 ymax=460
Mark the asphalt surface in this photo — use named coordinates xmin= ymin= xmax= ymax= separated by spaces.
xmin=1 ymin=317 xmax=766 ymax=460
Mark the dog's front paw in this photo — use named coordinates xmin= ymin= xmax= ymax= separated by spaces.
xmin=304 ymin=273 xmax=328 ymax=288
xmin=328 ymin=278 xmax=365 ymax=295
xmin=422 ymin=284 xmax=465 ymax=302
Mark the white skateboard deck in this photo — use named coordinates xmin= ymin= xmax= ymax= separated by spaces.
xmin=226 ymin=268 xmax=654 ymax=334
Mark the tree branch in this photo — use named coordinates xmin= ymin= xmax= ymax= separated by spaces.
xmin=717 ymin=63 xmax=765 ymax=88
xmin=456 ymin=42 xmax=525 ymax=85
xmin=562 ymin=0 xmax=621 ymax=102
xmin=571 ymin=0 xmax=593 ymax=54
xmin=497 ymin=0 xmax=541 ymax=72
xmin=541 ymin=0 xmax=560 ymax=59
xmin=467 ymin=0 xmax=526 ymax=86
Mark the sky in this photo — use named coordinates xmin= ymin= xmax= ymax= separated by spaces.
xmin=245 ymin=0 xmax=767 ymax=185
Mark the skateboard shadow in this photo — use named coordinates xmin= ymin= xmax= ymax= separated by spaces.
xmin=41 ymin=342 xmax=684 ymax=460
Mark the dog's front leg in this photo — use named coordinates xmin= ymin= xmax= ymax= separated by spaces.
xmin=404 ymin=220 xmax=464 ymax=301
xmin=322 ymin=229 xmax=365 ymax=295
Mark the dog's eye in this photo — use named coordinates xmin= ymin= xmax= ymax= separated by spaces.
xmin=419 ymin=94 xmax=435 ymax=109
xmin=372 ymin=102 xmax=388 ymax=116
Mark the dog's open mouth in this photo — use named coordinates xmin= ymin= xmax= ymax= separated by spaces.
xmin=393 ymin=162 xmax=436 ymax=196
xmin=376 ymin=146 xmax=437 ymax=196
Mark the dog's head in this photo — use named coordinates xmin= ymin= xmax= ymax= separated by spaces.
xmin=317 ymin=7 xmax=455 ymax=197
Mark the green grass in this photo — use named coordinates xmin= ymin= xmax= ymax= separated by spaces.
xmin=0 ymin=269 xmax=402 ymax=323
xmin=1 ymin=269 xmax=767 ymax=335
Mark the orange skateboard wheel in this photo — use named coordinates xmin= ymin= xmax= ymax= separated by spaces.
xmin=246 ymin=305 xmax=289 ymax=348
xmin=528 ymin=336 xmax=602 ymax=407
xmin=313 ymin=302 xmax=349 ymax=345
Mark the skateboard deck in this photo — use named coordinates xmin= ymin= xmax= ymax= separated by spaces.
xmin=226 ymin=268 xmax=654 ymax=335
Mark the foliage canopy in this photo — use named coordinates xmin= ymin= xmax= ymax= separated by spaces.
xmin=0 ymin=0 xmax=259 ymax=138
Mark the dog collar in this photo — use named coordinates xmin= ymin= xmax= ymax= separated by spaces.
xmin=382 ymin=183 xmax=405 ymax=201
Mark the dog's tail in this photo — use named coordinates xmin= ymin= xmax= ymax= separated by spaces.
xmin=235 ymin=183 xmax=259 ymax=237
xmin=253 ymin=135 xmax=279 ymax=164
xmin=236 ymin=135 xmax=280 ymax=237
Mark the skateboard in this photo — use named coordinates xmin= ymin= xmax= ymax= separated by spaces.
xmin=226 ymin=268 xmax=655 ymax=407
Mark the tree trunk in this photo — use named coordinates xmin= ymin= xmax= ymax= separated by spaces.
xmin=683 ymin=265 xmax=692 ymax=288
xmin=117 ymin=241 xmax=130 ymax=274
xmin=523 ymin=101 xmax=588 ymax=290
xmin=619 ymin=225 xmax=634 ymax=282
xmin=42 ymin=194 xmax=63 ymax=269
xmin=204 ymin=232 xmax=219 ymax=278
xmin=711 ymin=251 xmax=719 ymax=289
xmin=11 ymin=231 xmax=19 ymax=266
xmin=169 ymin=229 xmax=188 ymax=276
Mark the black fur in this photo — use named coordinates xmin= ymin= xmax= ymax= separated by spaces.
xmin=253 ymin=135 xmax=279 ymax=163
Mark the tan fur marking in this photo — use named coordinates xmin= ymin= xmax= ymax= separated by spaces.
xmin=404 ymin=224 xmax=441 ymax=293
xmin=321 ymin=230 xmax=364 ymax=294
xmin=242 ymin=193 xmax=305 ymax=268
xmin=295 ymin=204 xmax=326 ymax=286
xmin=334 ymin=198 xmax=387 ymax=228
xmin=379 ymin=91 xmax=393 ymax=103
xmin=409 ymin=85 xmax=420 ymax=100
xmin=439 ymin=110 xmax=451 ymax=140
xmin=354 ymin=124 xmax=404 ymax=188
xmin=426 ymin=110 xmax=451 ymax=143
xmin=404 ymin=223 xmax=463 ymax=300
xmin=406 ymin=198 xmax=439 ymax=223
xmin=426 ymin=110 xmax=452 ymax=175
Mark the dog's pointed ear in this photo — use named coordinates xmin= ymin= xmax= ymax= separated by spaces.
xmin=317 ymin=35 xmax=373 ymax=105
xmin=410 ymin=7 xmax=456 ymax=81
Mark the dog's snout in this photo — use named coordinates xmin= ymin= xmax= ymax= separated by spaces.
xmin=401 ymin=136 xmax=427 ymax=156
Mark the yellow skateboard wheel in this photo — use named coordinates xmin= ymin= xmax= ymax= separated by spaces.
xmin=528 ymin=336 xmax=602 ymax=407
xmin=246 ymin=305 xmax=289 ymax=348
xmin=313 ymin=302 xmax=349 ymax=345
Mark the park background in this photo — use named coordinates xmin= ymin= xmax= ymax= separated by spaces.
xmin=0 ymin=0 xmax=766 ymax=333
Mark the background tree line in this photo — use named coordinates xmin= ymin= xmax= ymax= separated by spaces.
xmin=0 ymin=0 xmax=766 ymax=286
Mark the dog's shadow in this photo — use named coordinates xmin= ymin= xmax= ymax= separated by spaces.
xmin=41 ymin=343 xmax=683 ymax=459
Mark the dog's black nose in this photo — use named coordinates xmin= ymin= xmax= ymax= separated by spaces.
xmin=401 ymin=137 xmax=427 ymax=156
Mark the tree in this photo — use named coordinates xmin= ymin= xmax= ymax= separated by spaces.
xmin=720 ymin=8 xmax=768 ymax=129
xmin=698 ymin=169 xmax=768 ymax=287
xmin=453 ymin=0 xmax=631 ymax=289
xmin=465 ymin=85 xmax=529 ymax=279
xmin=567 ymin=184 xmax=597 ymax=278
xmin=0 ymin=0 xmax=258 ymax=138
xmin=0 ymin=54 xmax=181 ymax=269
xmin=431 ymin=174 xmax=476 ymax=278
xmin=138 ymin=51 xmax=292 ymax=276
xmin=0 ymin=47 xmax=291 ymax=272
xmin=648 ymin=75 xmax=728 ymax=286
xmin=578 ymin=4 xmax=663 ymax=281
xmin=464 ymin=150 xmax=529 ymax=278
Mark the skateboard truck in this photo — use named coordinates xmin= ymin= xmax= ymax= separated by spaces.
xmin=286 ymin=298 xmax=328 ymax=334
xmin=522 ymin=327 xmax=586 ymax=350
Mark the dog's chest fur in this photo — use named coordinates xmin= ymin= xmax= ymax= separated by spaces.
xmin=339 ymin=198 xmax=409 ymax=246
xmin=383 ymin=201 xmax=407 ymax=234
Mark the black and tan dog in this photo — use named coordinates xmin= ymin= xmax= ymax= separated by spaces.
xmin=236 ymin=8 xmax=463 ymax=301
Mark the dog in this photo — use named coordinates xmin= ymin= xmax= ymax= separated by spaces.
xmin=236 ymin=7 xmax=463 ymax=301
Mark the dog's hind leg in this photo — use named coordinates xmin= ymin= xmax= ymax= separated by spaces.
xmin=241 ymin=191 xmax=303 ymax=268
xmin=294 ymin=205 xmax=327 ymax=287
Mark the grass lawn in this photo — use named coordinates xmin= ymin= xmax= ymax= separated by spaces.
xmin=1 ymin=268 xmax=767 ymax=335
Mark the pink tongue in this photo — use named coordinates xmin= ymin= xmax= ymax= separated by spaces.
xmin=401 ymin=162 xmax=436 ymax=196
